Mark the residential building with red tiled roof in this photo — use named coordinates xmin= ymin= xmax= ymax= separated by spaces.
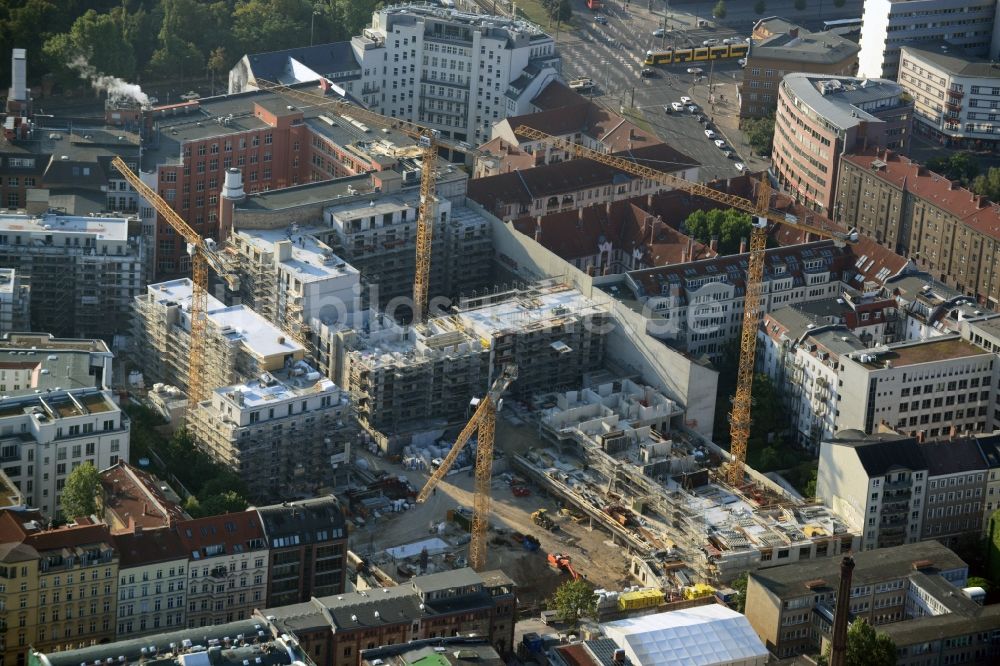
xmin=112 ymin=527 xmax=189 ymax=640
xmin=175 ymin=512 xmax=268 ymax=628
xmin=467 ymin=143 xmax=698 ymax=222
xmin=837 ymin=149 xmax=1000 ymax=306
xmin=528 ymin=79 xmax=588 ymax=112
xmin=100 ymin=462 xmax=189 ymax=534
xmin=0 ymin=509 xmax=119 ymax=658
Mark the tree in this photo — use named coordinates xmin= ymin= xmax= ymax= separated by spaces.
xmin=753 ymin=0 xmax=766 ymax=14
xmin=730 ymin=572 xmax=748 ymax=613
xmin=712 ymin=1 xmax=727 ymax=20
xmin=42 ymin=8 xmax=138 ymax=84
xmin=744 ymin=115 xmax=775 ymax=156
xmin=967 ymin=576 xmax=992 ymax=593
xmin=682 ymin=209 xmax=752 ymax=255
xmin=844 ymin=618 xmax=897 ymax=666
xmin=794 ymin=0 xmax=807 ymax=10
xmin=928 ymin=152 xmax=980 ymax=186
xmin=971 ymin=167 xmax=1000 ymax=202
xmin=549 ymin=579 xmax=597 ymax=625
xmin=60 ymin=462 xmax=103 ymax=520
xmin=207 ymin=46 xmax=228 ymax=94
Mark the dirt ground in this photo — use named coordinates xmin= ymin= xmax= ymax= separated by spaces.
xmin=348 ymin=415 xmax=632 ymax=608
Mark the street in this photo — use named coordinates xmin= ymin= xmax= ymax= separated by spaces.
xmin=557 ymin=3 xmax=757 ymax=180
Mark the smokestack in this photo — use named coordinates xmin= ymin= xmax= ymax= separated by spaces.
xmin=535 ymin=216 xmax=542 ymax=242
xmin=710 ymin=236 xmax=718 ymax=252
xmin=10 ymin=49 xmax=26 ymax=102
xmin=830 ymin=556 xmax=855 ymax=666
xmin=739 ymin=237 xmax=747 ymax=254
xmin=218 ymin=168 xmax=246 ymax=242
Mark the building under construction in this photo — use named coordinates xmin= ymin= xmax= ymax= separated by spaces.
xmin=0 ymin=268 xmax=30 ymax=334
xmin=329 ymin=282 xmax=609 ymax=449
xmin=186 ymin=361 xmax=353 ymax=500
xmin=0 ymin=211 xmax=144 ymax=339
xmin=528 ymin=380 xmax=858 ymax=583
xmin=132 ymin=279 xmax=307 ymax=395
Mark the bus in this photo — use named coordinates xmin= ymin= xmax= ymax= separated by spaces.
xmin=586 ymin=0 xmax=603 ymax=9
xmin=822 ymin=17 xmax=862 ymax=30
xmin=643 ymin=42 xmax=747 ymax=66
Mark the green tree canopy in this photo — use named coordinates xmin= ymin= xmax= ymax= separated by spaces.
xmin=541 ymin=0 xmax=572 ymax=24
xmin=549 ymin=579 xmax=597 ymax=625
xmin=971 ymin=167 xmax=1000 ymax=202
xmin=730 ymin=572 xmax=748 ymax=613
xmin=845 ymin=618 xmax=897 ymax=666
xmin=928 ymin=152 xmax=980 ymax=186
xmin=682 ymin=208 xmax=752 ymax=255
xmin=43 ymin=8 xmax=137 ymax=83
xmin=60 ymin=462 xmax=103 ymax=520
xmin=713 ymin=1 xmax=727 ymax=20
xmin=744 ymin=115 xmax=775 ymax=156
xmin=188 ymin=491 xmax=248 ymax=518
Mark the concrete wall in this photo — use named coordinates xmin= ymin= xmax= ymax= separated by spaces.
xmin=475 ymin=200 xmax=719 ymax=439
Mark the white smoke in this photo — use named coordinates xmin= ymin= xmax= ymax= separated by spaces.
xmin=69 ymin=56 xmax=150 ymax=107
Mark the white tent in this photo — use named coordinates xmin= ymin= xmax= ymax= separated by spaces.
xmin=602 ymin=605 xmax=769 ymax=666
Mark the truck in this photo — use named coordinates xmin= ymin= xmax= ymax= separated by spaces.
xmin=568 ymin=78 xmax=594 ymax=94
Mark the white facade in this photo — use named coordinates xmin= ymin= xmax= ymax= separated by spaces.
xmin=116 ymin=554 xmax=189 ymax=638
xmin=858 ymin=0 xmax=998 ymax=79
xmin=357 ymin=4 xmax=559 ymax=144
xmin=0 ymin=388 xmax=128 ymax=518
xmin=837 ymin=336 xmax=998 ymax=438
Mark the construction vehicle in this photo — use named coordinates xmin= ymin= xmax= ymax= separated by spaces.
xmin=111 ymin=156 xmax=240 ymax=404
xmin=532 ymin=509 xmax=555 ymax=530
xmin=415 ymin=364 xmax=517 ymax=570
xmin=255 ymin=79 xmax=476 ymax=323
xmin=547 ymin=552 xmax=580 ymax=580
xmin=514 ymin=126 xmax=858 ymax=487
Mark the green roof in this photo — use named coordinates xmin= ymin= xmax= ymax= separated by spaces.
xmin=409 ymin=656 xmax=450 ymax=666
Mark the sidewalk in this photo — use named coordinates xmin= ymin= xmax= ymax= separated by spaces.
xmin=688 ymin=76 xmax=770 ymax=174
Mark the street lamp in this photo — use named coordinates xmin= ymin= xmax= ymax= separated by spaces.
xmin=310 ymin=10 xmax=321 ymax=46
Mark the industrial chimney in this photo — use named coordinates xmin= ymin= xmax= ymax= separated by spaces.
xmin=830 ymin=555 xmax=856 ymax=666
xmin=218 ymin=168 xmax=246 ymax=242
xmin=6 ymin=48 xmax=31 ymax=117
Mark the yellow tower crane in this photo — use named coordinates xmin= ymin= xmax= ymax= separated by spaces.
xmin=254 ymin=80 xmax=476 ymax=323
xmin=416 ymin=364 xmax=517 ymax=571
xmin=112 ymin=156 xmax=241 ymax=404
xmin=514 ymin=126 xmax=857 ymax=487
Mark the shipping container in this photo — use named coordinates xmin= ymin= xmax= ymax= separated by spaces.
xmin=617 ymin=589 xmax=664 ymax=611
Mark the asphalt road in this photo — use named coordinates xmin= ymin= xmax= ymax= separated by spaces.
xmin=651 ymin=0 xmax=866 ymax=32
xmin=558 ymin=4 xmax=751 ymax=181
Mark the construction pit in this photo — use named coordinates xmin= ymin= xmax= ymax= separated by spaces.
xmin=346 ymin=418 xmax=633 ymax=610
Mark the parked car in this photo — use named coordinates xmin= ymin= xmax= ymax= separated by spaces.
xmin=686 ymin=104 xmax=699 ymax=113
xmin=738 ymin=58 xmax=747 ymax=67
xmin=714 ymin=139 xmax=727 ymax=149
xmin=641 ymin=68 xmax=657 ymax=78
xmin=687 ymin=67 xmax=703 ymax=75
xmin=735 ymin=162 xmax=747 ymax=173
xmin=653 ymin=28 xmax=665 ymax=37
xmin=703 ymin=38 xmax=719 ymax=46
xmin=595 ymin=15 xmax=607 ymax=24
xmin=680 ymin=96 xmax=692 ymax=105
xmin=722 ymin=149 xmax=734 ymax=158
xmin=722 ymin=37 xmax=738 ymax=45
xmin=704 ymin=129 xmax=716 ymax=139
xmin=671 ymin=102 xmax=684 ymax=112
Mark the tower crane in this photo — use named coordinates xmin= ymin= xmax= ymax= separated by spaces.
xmin=416 ymin=364 xmax=517 ymax=571
xmin=112 ymin=156 xmax=241 ymax=404
xmin=514 ymin=126 xmax=857 ymax=487
xmin=254 ymin=80 xmax=476 ymax=323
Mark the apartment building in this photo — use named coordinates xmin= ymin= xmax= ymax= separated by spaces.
xmin=857 ymin=0 xmax=997 ymax=79
xmin=132 ymin=279 xmax=307 ymax=397
xmin=482 ymin=98 xmax=660 ymax=175
xmin=30 ymin=619 xmax=316 ymax=666
xmin=624 ymin=239 xmax=905 ymax=360
xmin=837 ymin=335 xmax=998 ymax=437
xmin=99 ymin=462 xmax=189 ymax=535
xmin=112 ymin=528 xmax=188 ymax=639
xmin=0 ymin=510 xmax=119 ymax=663
xmin=319 ymin=192 xmax=494 ymax=310
xmin=185 ymin=362 xmax=352 ymax=500
xmin=175 ymin=513 xmax=268 ymax=629
xmin=744 ymin=541 xmax=977 ymax=659
xmin=979 ymin=437 xmax=1000 ymax=532
xmin=837 ymin=150 xmax=1000 ymax=304
xmin=255 ymin=497 xmax=347 ymax=607
xmin=467 ymin=143 xmax=698 ymax=223
xmin=818 ymin=431 xmax=996 ymax=551
xmin=899 ymin=43 xmax=1000 ymax=149
xmin=0 ymin=211 xmax=144 ymax=339
xmin=740 ymin=18 xmax=860 ymax=121
xmin=892 ymin=273 xmax=986 ymax=340
xmin=773 ymin=74 xmax=911 ymax=214
xmin=262 ymin=568 xmax=517 ymax=663
xmin=0 ymin=269 xmax=29 ymax=334
xmin=230 ymin=5 xmax=560 ymax=145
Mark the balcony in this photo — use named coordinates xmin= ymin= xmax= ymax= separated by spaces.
xmin=947 ymin=88 xmax=964 ymax=99
xmin=945 ymin=100 xmax=962 ymax=112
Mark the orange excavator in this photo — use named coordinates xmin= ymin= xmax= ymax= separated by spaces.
xmin=548 ymin=553 xmax=580 ymax=580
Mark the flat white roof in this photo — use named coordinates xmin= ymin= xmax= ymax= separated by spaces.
xmin=326 ymin=197 xmax=414 ymax=222
xmin=147 ymin=279 xmax=305 ymax=358
xmin=216 ymin=365 xmax=341 ymax=409
xmin=603 ymin=605 xmax=769 ymax=666
xmin=457 ymin=286 xmax=603 ymax=338
xmin=0 ymin=212 xmax=130 ymax=242
xmin=235 ymin=227 xmax=359 ymax=283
